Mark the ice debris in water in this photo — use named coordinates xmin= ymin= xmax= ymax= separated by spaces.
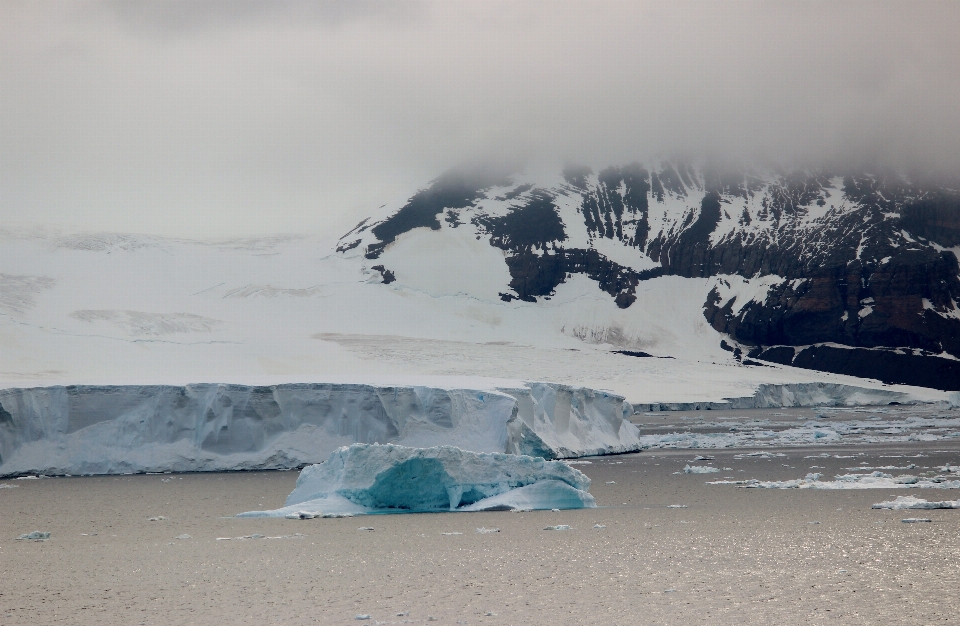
xmin=237 ymin=443 xmax=595 ymax=518
xmin=544 ymin=525 xmax=571 ymax=530
xmin=0 ymin=484 xmax=18 ymax=489
xmin=176 ymin=534 xmax=191 ymax=540
xmin=683 ymin=465 xmax=720 ymax=474
xmin=666 ymin=504 xmax=688 ymax=508
xmin=147 ymin=516 xmax=166 ymax=521
xmin=709 ymin=470 xmax=960 ymax=489
xmin=16 ymin=531 xmax=50 ymax=541
xmin=440 ymin=532 xmax=463 ymax=535
xmin=593 ymin=524 xmax=606 ymax=528
xmin=693 ymin=456 xmax=715 ymax=461
xmin=901 ymin=518 xmax=932 ymax=523
xmin=873 ymin=496 xmax=960 ymax=510
xmin=357 ymin=527 xmax=375 ymax=532
xmin=355 ymin=614 xmax=371 ymax=620
xmin=476 ymin=527 xmax=500 ymax=533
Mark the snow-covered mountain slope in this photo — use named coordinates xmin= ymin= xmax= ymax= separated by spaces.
xmin=2 ymin=227 xmax=946 ymax=407
xmin=340 ymin=164 xmax=960 ymax=390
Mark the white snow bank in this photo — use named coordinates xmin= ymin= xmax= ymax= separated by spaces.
xmin=0 ymin=382 xmax=639 ymax=477
xmin=237 ymin=443 xmax=595 ymax=517
xmin=872 ymin=496 xmax=960 ymax=510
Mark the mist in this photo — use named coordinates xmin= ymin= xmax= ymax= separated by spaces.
xmin=2 ymin=0 xmax=959 ymax=237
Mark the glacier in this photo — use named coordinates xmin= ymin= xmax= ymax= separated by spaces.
xmin=237 ymin=443 xmax=596 ymax=517
xmin=0 ymin=381 xmax=639 ymax=477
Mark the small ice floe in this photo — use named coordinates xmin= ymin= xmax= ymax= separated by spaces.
xmin=355 ymin=614 xmax=371 ymax=620
xmin=692 ymin=455 xmax=715 ymax=461
xmin=0 ymin=484 xmax=18 ymax=489
xmin=846 ymin=464 xmax=916 ymax=471
xmin=285 ymin=511 xmax=322 ymax=520
xmin=544 ymin=525 xmax=571 ymax=531
xmin=872 ymin=496 xmax=960 ymax=510
xmin=147 ymin=516 xmax=166 ymax=521
xmin=605 ymin=481 xmax=616 ymax=484
xmin=901 ymin=518 xmax=932 ymax=523
xmin=16 ymin=531 xmax=50 ymax=541
xmin=476 ymin=527 xmax=500 ymax=534
xmin=709 ymin=471 xmax=960 ymax=490
xmin=593 ymin=524 xmax=606 ymax=528
xmin=175 ymin=534 xmax=191 ymax=540
xmin=217 ymin=534 xmax=265 ymax=540
xmin=666 ymin=504 xmax=688 ymax=508
xmin=15 ymin=475 xmax=44 ymax=480
xmin=683 ymin=465 xmax=719 ymax=474
xmin=440 ymin=532 xmax=463 ymax=535
xmin=563 ymin=460 xmax=593 ymax=465
xmin=357 ymin=527 xmax=375 ymax=532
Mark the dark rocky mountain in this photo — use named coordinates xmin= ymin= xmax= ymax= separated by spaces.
xmin=339 ymin=163 xmax=960 ymax=391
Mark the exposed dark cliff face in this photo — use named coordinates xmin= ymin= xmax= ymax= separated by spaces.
xmin=340 ymin=163 xmax=960 ymax=390
xmin=364 ymin=169 xmax=511 ymax=259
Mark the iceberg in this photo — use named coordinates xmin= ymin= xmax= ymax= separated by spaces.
xmin=0 ymin=382 xmax=639 ymax=477
xmin=237 ymin=443 xmax=596 ymax=517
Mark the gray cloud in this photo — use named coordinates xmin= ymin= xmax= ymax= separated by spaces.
xmin=2 ymin=1 xmax=959 ymax=237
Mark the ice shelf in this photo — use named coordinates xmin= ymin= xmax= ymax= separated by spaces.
xmin=237 ymin=443 xmax=596 ymax=516
xmin=0 ymin=382 xmax=639 ymax=477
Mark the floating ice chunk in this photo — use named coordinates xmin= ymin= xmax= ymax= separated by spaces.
xmin=175 ymin=534 xmax=191 ymax=540
xmin=666 ymin=504 xmax=688 ymax=508
xmin=355 ymin=614 xmax=371 ymax=620
xmin=238 ymin=444 xmax=594 ymax=517
xmin=901 ymin=518 xmax=932 ymax=523
xmin=0 ymin=484 xmax=17 ymax=489
xmin=16 ymin=531 xmax=50 ymax=541
xmin=440 ymin=532 xmax=463 ymax=535
xmin=693 ymin=456 xmax=715 ymax=461
xmin=147 ymin=516 xmax=166 ymax=521
xmin=593 ymin=524 xmax=606 ymax=528
xmin=683 ymin=465 xmax=719 ymax=474
xmin=873 ymin=496 xmax=960 ymax=510
xmin=285 ymin=511 xmax=322 ymax=520
xmin=476 ymin=527 xmax=500 ymax=533
xmin=357 ymin=527 xmax=375 ymax=532
xmin=544 ymin=525 xmax=571 ymax=530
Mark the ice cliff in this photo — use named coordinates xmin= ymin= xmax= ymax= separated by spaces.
xmin=0 ymin=382 xmax=639 ymax=477
xmin=238 ymin=443 xmax=596 ymax=517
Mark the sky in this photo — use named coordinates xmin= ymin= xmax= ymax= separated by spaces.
xmin=2 ymin=0 xmax=959 ymax=238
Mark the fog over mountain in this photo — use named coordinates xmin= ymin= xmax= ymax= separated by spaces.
xmin=2 ymin=0 xmax=959 ymax=237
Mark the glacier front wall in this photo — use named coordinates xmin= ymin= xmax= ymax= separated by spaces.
xmin=0 ymin=383 xmax=640 ymax=477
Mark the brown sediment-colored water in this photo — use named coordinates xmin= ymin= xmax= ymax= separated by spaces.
xmin=2 ymin=443 xmax=959 ymax=625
